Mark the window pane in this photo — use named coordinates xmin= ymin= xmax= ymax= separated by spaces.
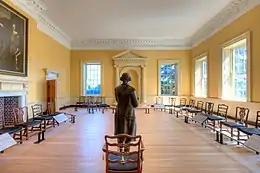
xmin=233 ymin=45 xmax=247 ymax=99
xmin=160 ymin=64 xmax=177 ymax=95
xmin=84 ymin=64 xmax=101 ymax=95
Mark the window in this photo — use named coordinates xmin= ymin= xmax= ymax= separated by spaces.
xmin=159 ymin=62 xmax=178 ymax=95
xmin=221 ymin=34 xmax=250 ymax=101
xmin=194 ymin=55 xmax=207 ymax=97
xmin=83 ymin=63 xmax=101 ymax=95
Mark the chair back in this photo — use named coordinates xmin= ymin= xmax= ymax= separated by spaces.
xmin=205 ymin=102 xmax=214 ymax=115
xmin=13 ymin=107 xmax=28 ymax=125
xmin=179 ymin=98 xmax=186 ymax=106
xmin=255 ymin=111 xmax=260 ymax=128
xmin=31 ymin=104 xmax=44 ymax=118
xmin=169 ymin=97 xmax=176 ymax=106
xmin=235 ymin=106 xmax=249 ymax=127
xmin=188 ymin=99 xmax=195 ymax=108
xmin=195 ymin=101 xmax=203 ymax=110
xmin=217 ymin=104 xmax=228 ymax=120
xmin=104 ymin=134 xmax=143 ymax=172
xmin=78 ymin=96 xmax=85 ymax=103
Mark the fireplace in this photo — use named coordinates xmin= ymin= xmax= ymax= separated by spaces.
xmin=0 ymin=74 xmax=28 ymax=128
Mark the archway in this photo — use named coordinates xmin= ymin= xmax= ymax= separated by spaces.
xmin=113 ymin=50 xmax=147 ymax=104
xmin=120 ymin=67 xmax=140 ymax=99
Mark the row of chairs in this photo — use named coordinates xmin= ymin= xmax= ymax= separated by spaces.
xmin=0 ymin=103 xmax=76 ymax=152
xmin=160 ymin=97 xmax=260 ymax=153
xmin=76 ymin=96 xmax=109 ymax=113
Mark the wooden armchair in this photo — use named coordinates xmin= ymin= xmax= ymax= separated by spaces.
xmin=102 ymin=134 xmax=145 ymax=173
xmin=13 ymin=107 xmax=42 ymax=140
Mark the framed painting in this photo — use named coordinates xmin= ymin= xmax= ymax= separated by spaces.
xmin=0 ymin=1 xmax=28 ymax=77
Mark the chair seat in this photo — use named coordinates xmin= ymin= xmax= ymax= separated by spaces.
xmin=238 ymin=127 xmax=260 ymax=135
xmin=222 ymin=121 xmax=245 ymax=128
xmin=188 ymin=108 xmax=202 ymax=114
xmin=34 ymin=116 xmax=53 ymax=121
xmin=0 ymin=126 xmax=23 ymax=135
xmin=174 ymin=105 xmax=185 ymax=108
xmin=205 ymin=115 xmax=224 ymax=121
xmin=108 ymin=153 xmax=142 ymax=171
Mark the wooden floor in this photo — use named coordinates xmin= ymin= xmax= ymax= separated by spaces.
xmin=0 ymin=108 xmax=259 ymax=173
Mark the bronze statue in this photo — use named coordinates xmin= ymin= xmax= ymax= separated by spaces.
xmin=114 ymin=72 xmax=138 ymax=144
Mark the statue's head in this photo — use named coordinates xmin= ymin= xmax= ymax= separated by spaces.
xmin=120 ymin=73 xmax=131 ymax=84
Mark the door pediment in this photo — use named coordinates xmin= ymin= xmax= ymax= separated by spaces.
xmin=113 ymin=50 xmax=147 ymax=66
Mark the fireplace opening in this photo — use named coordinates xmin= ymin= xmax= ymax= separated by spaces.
xmin=0 ymin=96 xmax=20 ymax=128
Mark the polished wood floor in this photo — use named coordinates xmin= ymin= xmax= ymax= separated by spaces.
xmin=0 ymin=108 xmax=259 ymax=173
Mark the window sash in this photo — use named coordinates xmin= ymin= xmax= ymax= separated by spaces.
xmin=160 ymin=64 xmax=177 ymax=96
xmin=83 ymin=63 xmax=101 ymax=96
xmin=222 ymin=42 xmax=247 ymax=101
xmin=194 ymin=57 xmax=207 ymax=97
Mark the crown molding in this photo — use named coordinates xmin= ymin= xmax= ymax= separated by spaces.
xmin=71 ymin=38 xmax=192 ymax=50
xmin=11 ymin=0 xmax=71 ymax=49
xmin=190 ymin=0 xmax=260 ymax=47
xmin=10 ymin=0 xmax=260 ymax=50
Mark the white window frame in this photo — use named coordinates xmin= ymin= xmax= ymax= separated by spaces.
xmin=81 ymin=62 xmax=102 ymax=96
xmin=194 ymin=53 xmax=207 ymax=98
xmin=220 ymin=31 xmax=251 ymax=102
xmin=158 ymin=60 xmax=179 ymax=96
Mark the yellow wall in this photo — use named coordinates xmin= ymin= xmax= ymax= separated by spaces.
xmin=70 ymin=50 xmax=190 ymax=104
xmin=5 ymin=0 xmax=71 ymax=109
xmin=191 ymin=5 xmax=260 ymax=120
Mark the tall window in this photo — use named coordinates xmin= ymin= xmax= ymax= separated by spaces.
xmin=83 ymin=63 xmax=101 ymax=95
xmin=159 ymin=63 xmax=178 ymax=95
xmin=222 ymin=36 xmax=249 ymax=101
xmin=194 ymin=56 xmax=207 ymax=97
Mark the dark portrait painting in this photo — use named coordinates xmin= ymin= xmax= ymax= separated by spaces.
xmin=0 ymin=1 xmax=28 ymax=76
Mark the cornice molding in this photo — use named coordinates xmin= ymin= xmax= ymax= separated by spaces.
xmin=10 ymin=0 xmax=260 ymax=50
xmin=71 ymin=38 xmax=191 ymax=50
xmin=190 ymin=0 xmax=260 ymax=47
xmin=11 ymin=0 xmax=71 ymax=49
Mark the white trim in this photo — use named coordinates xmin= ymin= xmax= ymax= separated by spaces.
xmin=10 ymin=0 xmax=260 ymax=50
xmin=191 ymin=0 xmax=260 ymax=47
xmin=157 ymin=60 xmax=179 ymax=96
xmin=194 ymin=53 xmax=208 ymax=98
xmin=220 ymin=31 xmax=251 ymax=102
xmin=11 ymin=0 xmax=71 ymax=49
xmin=81 ymin=62 xmax=102 ymax=96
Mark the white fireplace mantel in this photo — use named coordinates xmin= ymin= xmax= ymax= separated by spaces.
xmin=0 ymin=74 xmax=29 ymax=108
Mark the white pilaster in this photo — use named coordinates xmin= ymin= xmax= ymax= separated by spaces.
xmin=141 ymin=65 xmax=146 ymax=104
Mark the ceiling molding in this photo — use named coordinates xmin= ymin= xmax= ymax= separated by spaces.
xmin=11 ymin=0 xmax=71 ymax=49
xmin=190 ymin=0 xmax=260 ymax=47
xmin=10 ymin=0 xmax=260 ymax=50
xmin=71 ymin=38 xmax=191 ymax=50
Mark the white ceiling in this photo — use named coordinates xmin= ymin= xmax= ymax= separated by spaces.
xmin=41 ymin=0 xmax=231 ymax=41
xmin=12 ymin=0 xmax=260 ymax=49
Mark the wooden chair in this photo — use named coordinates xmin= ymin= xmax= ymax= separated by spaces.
xmin=237 ymin=110 xmax=260 ymax=141
xmin=183 ymin=101 xmax=204 ymax=123
xmin=203 ymin=103 xmax=228 ymax=131
xmin=13 ymin=107 xmax=42 ymax=140
xmin=173 ymin=98 xmax=187 ymax=117
xmin=31 ymin=104 xmax=55 ymax=130
xmin=0 ymin=109 xmax=23 ymax=144
xmin=102 ymin=134 xmax=145 ymax=173
xmin=220 ymin=106 xmax=249 ymax=140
